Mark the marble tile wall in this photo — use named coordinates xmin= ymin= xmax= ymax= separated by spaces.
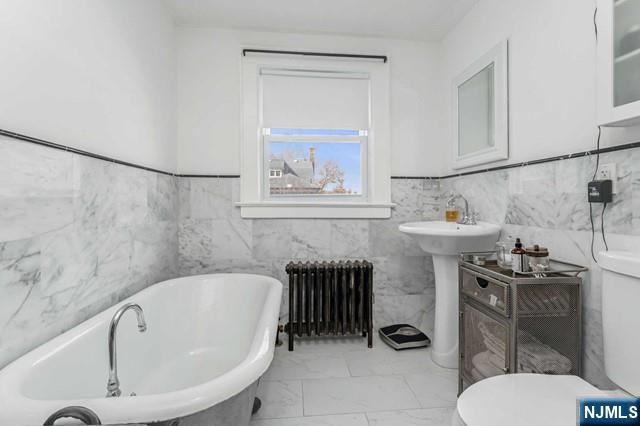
xmin=0 ymin=136 xmax=179 ymax=368
xmin=177 ymin=178 xmax=441 ymax=334
xmin=4 ymin=131 xmax=637 ymax=392
xmin=0 ymin=134 xmax=439 ymax=369
xmin=439 ymin=147 xmax=640 ymax=389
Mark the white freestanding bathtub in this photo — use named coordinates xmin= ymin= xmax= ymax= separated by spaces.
xmin=0 ymin=274 xmax=283 ymax=426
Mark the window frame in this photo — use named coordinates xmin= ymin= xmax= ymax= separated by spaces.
xmin=239 ymin=52 xmax=392 ymax=219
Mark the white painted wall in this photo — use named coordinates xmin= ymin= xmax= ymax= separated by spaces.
xmin=4 ymin=1 xmax=636 ymax=177
xmin=440 ymin=0 xmax=640 ymax=175
xmin=0 ymin=0 xmax=177 ymax=172
xmin=176 ymin=28 xmax=442 ymax=176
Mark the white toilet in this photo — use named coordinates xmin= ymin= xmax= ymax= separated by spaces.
xmin=454 ymin=251 xmax=640 ymax=426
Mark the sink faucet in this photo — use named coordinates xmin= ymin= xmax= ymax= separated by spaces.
xmin=106 ymin=303 xmax=147 ymax=397
xmin=449 ymin=194 xmax=477 ymax=225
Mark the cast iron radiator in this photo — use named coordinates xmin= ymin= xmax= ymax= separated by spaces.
xmin=285 ymin=260 xmax=374 ymax=351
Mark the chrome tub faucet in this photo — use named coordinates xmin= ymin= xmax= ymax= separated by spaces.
xmin=106 ymin=303 xmax=147 ymax=397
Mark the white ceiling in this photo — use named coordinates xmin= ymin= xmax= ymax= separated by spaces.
xmin=163 ymin=0 xmax=479 ymax=41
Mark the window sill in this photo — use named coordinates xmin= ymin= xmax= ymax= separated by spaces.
xmin=236 ymin=201 xmax=395 ymax=219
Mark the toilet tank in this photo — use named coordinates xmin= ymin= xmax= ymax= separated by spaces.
xmin=600 ymin=251 xmax=640 ymax=396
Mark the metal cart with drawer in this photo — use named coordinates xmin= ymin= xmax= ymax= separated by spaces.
xmin=458 ymin=252 xmax=587 ymax=394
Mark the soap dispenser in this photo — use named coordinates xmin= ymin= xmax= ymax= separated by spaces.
xmin=445 ymin=195 xmax=460 ymax=223
xmin=511 ymin=238 xmax=527 ymax=273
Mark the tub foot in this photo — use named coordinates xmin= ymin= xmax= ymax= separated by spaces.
xmin=252 ymin=397 xmax=262 ymax=415
xmin=275 ymin=322 xmax=283 ymax=347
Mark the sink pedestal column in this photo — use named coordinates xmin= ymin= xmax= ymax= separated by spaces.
xmin=398 ymin=220 xmax=501 ymax=369
xmin=431 ymin=254 xmax=459 ymax=369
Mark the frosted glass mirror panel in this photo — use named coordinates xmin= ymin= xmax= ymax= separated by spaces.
xmin=458 ymin=64 xmax=495 ymax=157
xmin=613 ymin=0 xmax=640 ymax=107
xmin=452 ymin=40 xmax=508 ymax=170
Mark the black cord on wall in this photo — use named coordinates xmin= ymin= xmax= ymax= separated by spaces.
xmin=589 ymin=17 xmax=611 ymax=261
xmin=590 ymin=203 xmax=598 ymax=264
xmin=601 ymin=202 xmax=609 ymax=251
xmin=589 ymin=126 xmax=602 ymax=264
xmin=591 ymin=126 xmax=602 ymax=181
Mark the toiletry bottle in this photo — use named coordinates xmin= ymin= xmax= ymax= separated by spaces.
xmin=511 ymin=238 xmax=526 ymax=273
xmin=445 ymin=195 xmax=459 ymax=222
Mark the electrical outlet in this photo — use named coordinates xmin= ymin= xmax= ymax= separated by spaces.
xmin=598 ymin=163 xmax=618 ymax=193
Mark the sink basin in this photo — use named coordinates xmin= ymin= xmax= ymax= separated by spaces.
xmin=399 ymin=221 xmax=501 ymax=256
xmin=399 ymin=220 xmax=501 ymax=368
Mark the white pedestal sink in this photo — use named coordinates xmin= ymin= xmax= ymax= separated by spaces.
xmin=399 ymin=221 xmax=501 ymax=368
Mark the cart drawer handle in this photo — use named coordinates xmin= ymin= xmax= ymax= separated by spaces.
xmin=43 ymin=406 xmax=101 ymax=425
xmin=475 ymin=277 xmax=489 ymax=289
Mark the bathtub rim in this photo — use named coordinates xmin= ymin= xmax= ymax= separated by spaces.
xmin=0 ymin=273 xmax=283 ymax=425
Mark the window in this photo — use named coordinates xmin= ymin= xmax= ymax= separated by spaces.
xmin=240 ymin=53 xmax=392 ymax=218
xmin=269 ymin=169 xmax=282 ymax=178
xmin=265 ymin=128 xmax=367 ymax=197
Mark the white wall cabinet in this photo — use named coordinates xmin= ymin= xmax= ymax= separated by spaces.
xmin=597 ymin=0 xmax=640 ymax=126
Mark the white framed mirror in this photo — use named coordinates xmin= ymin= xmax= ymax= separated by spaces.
xmin=452 ymin=40 xmax=509 ymax=169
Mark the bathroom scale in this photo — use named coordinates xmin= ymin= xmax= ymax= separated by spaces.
xmin=378 ymin=324 xmax=431 ymax=350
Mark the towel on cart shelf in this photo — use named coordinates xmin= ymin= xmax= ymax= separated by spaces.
xmin=477 ymin=321 xmax=572 ymax=375
xmin=471 ymin=351 xmax=505 ymax=379
xmin=517 ymin=341 xmax=573 ymax=374
xmin=477 ymin=321 xmax=506 ymax=354
xmin=486 ymin=350 xmax=506 ymax=372
xmin=470 ymin=368 xmax=485 ymax=383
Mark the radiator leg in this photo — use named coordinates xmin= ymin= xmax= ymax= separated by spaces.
xmin=367 ymin=262 xmax=373 ymax=349
xmin=288 ymin=265 xmax=295 ymax=352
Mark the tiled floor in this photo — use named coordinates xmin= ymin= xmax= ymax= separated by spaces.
xmin=251 ymin=334 xmax=458 ymax=426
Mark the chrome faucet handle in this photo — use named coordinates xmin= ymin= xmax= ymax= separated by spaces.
xmin=461 ymin=216 xmax=474 ymax=225
xmin=470 ymin=211 xmax=480 ymax=225
xmin=106 ymin=383 xmax=122 ymax=398
xmin=457 ymin=209 xmax=479 ymax=225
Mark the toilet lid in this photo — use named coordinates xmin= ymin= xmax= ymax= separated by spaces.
xmin=457 ymin=374 xmax=604 ymax=426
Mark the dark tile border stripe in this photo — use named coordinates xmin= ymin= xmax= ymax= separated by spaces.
xmin=0 ymin=128 xmax=239 ymax=178
xmin=2 ymin=128 xmax=638 ymax=181
xmin=0 ymin=128 xmax=175 ymax=176
xmin=179 ymin=174 xmax=241 ymax=178
xmin=391 ymin=140 xmax=640 ymax=180
xmin=390 ymin=176 xmax=440 ymax=180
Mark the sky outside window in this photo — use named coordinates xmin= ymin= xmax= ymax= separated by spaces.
xmin=268 ymin=140 xmax=362 ymax=194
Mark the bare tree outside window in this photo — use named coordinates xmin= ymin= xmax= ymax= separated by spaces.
xmin=317 ymin=160 xmax=346 ymax=193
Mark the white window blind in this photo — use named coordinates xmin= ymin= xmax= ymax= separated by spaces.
xmin=260 ymin=69 xmax=370 ymax=129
